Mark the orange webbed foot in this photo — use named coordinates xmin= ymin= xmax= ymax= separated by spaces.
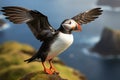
xmin=44 ymin=68 xmax=53 ymax=75
xmin=49 ymin=62 xmax=59 ymax=74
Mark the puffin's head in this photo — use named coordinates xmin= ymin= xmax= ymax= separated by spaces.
xmin=62 ymin=19 xmax=82 ymax=32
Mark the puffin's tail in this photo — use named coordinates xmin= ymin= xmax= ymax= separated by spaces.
xmin=24 ymin=54 xmax=38 ymax=63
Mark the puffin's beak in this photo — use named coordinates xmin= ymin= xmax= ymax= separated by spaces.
xmin=74 ymin=24 xmax=82 ymax=31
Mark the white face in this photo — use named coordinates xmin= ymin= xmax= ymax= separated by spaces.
xmin=62 ymin=19 xmax=78 ymax=31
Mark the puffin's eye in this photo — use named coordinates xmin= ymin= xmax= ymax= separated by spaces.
xmin=69 ymin=21 xmax=71 ymax=24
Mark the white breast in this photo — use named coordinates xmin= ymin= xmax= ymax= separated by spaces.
xmin=46 ymin=32 xmax=73 ymax=60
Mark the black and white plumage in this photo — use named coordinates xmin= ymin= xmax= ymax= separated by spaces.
xmin=72 ymin=8 xmax=103 ymax=24
xmin=1 ymin=6 xmax=103 ymax=74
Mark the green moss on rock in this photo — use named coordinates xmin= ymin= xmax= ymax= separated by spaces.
xmin=0 ymin=41 xmax=86 ymax=80
xmin=0 ymin=41 xmax=35 ymax=55
xmin=20 ymin=71 xmax=67 ymax=80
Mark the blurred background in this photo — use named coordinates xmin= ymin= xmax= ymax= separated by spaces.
xmin=0 ymin=0 xmax=120 ymax=80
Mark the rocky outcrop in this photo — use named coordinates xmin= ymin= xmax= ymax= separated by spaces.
xmin=20 ymin=71 xmax=86 ymax=80
xmin=0 ymin=19 xmax=6 ymax=27
xmin=91 ymin=27 xmax=120 ymax=56
xmin=97 ymin=0 xmax=120 ymax=8
xmin=0 ymin=41 xmax=86 ymax=80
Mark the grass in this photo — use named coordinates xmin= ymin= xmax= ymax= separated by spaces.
xmin=0 ymin=41 xmax=85 ymax=80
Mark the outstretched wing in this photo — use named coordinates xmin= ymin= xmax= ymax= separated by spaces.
xmin=72 ymin=8 xmax=103 ymax=25
xmin=1 ymin=6 xmax=56 ymax=41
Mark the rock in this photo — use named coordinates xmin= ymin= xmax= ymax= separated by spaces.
xmin=97 ymin=0 xmax=120 ymax=8
xmin=20 ymin=70 xmax=86 ymax=80
xmin=0 ymin=19 xmax=10 ymax=31
xmin=91 ymin=27 xmax=120 ymax=56
xmin=0 ymin=41 xmax=86 ymax=80
xmin=20 ymin=71 xmax=67 ymax=80
xmin=0 ymin=19 xmax=6 ymax=27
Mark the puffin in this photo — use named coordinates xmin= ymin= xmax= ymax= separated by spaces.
xmin=1 ymin=6 xmax=103 ymax=74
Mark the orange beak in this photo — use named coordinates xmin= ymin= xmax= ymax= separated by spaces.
xmin=73 ymin=24 xmax=82 ymax=31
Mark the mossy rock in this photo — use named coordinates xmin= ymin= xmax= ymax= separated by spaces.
xmin=0 ymin=41 xmax=35 ymax=55
xmin=0 ymin=41 xmax=86 ymax=80
xmin=20 ymin=71 xmax=67 ymax=80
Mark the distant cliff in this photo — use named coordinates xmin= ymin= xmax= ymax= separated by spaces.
xmin=97 ymin=0 xmax=120 ymax=8
xmin=91 ymin=27 xmax=120 ymax=56
xmin=0 ymin=19 xmax=6 ymax=27
xmin=0 ymin=42 xmax=86 ymax=80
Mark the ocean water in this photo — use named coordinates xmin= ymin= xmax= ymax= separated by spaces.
xmin=0 ymin=0 xmax=120 ymax=80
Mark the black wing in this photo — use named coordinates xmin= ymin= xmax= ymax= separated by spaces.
xmin=72 ymin=8 xmax=103 ymax=25
xmin=1 ymin=6 xmax=56 ymax=41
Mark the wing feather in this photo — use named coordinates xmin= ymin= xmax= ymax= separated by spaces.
xmin=1 ymin=6 xmax=56 ymax=41
xmin=1 ymin=6 xmax=32 ymax=24
xmin=72 ymin=8 xmax=103 ymax=24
